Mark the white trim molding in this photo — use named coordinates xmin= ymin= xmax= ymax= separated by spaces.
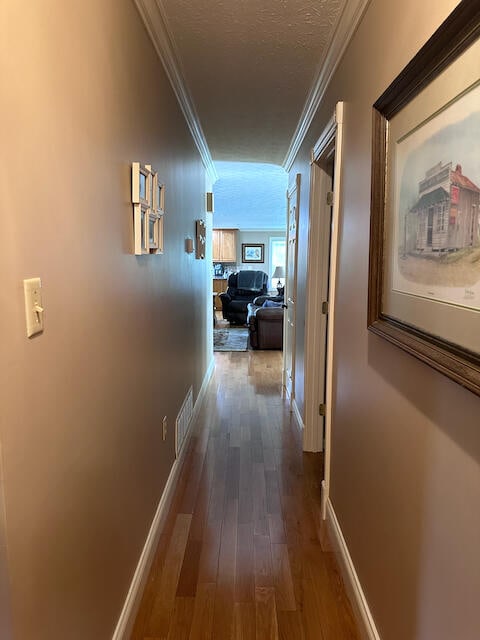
xmin=111 ymin=446 xmax=185 ymax=640
xmin=193 ymin=358 xmax=215 ymax=424
xmin=326 ymin=499 xmax=381 ymax=640
xmin=283 ymin=0 xmax=370 ymax=171
xmin=134 ymin=0 xmax=218 ymax=184
xmin=111 ymin=361 xmax=214 ymax=639
xmin=291 ymin=398 xmax=305 ymax=433
xmin=282 ymin=174 xmax=301 ymax=405
xmin=304 ymin=102 xmax=344 ymax=460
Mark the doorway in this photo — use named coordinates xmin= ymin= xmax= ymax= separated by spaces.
xmin=303 ymin=102 xmax=344 ymax=519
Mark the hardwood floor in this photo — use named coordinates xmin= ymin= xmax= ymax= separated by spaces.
xmin=131 ymin=351 xmax=359 ymax=640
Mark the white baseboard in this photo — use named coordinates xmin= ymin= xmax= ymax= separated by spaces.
xmin=326 ymin=499 xmax=381 ymax=640
xmin=321 ymin=479 xmax=328 ymax=520
xmin=291 ymin=398 xmax=305 ymax=432
xmin=112 ymin=360 xmax=214 ymax=639
xmin=111 ymin=452 xmax=184 ymax=639
xmin=193 ymin=357 xmax=215 ymax=422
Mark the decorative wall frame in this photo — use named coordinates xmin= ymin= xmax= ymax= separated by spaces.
xmin=242 ymin=243 xmax=264 ymax=263
xmin=132 ymin=163 xmax=164 ymax=255
xmin=133 ymin=204 xmax=147 ymax=255
xmin=146 ymin=210 xmax=163 ymax=253
xmin=132 ymin=162 xmax=152 ymax=207
xmin=152 ymin=171 xmax=165 ymax=215
xmin=368 ymin=1 xmax=480 ymax=396
xmin=196 ymin=219 xmax=206 ymax=259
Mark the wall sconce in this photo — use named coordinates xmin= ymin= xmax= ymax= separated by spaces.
xmin=206 ymin=192 xmax=214 ymax=213
xmin=185 ymin=238 xmax=194 ymax=254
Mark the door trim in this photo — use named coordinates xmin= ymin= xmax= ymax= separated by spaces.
xmin=303 ymin=145 xmax=334 ymax=451
xmin=282 ymin=174 xmax=301 ymax=401
xmin=303 ymin=103 xmax=344 ymax=518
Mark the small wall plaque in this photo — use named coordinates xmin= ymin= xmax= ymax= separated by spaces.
xmin=196 ymin=220 xmax=206 ymax=259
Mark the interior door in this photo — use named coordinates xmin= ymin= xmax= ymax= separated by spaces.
xmin=315 ymin=160 xmax=334 ymax=446
xmin=283 ymin=175 xmax=300 ymax=400
xmin=302 ymin=101 xmax=344 ymax=517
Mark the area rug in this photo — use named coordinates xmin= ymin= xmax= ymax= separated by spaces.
xmin=213 ymin=328 xmax=249 ymax=352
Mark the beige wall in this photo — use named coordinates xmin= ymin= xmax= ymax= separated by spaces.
xmin=0 ymin=1 xmax=210 ymax=638
xmin=290 ymin=1 xmax=480 ymax=639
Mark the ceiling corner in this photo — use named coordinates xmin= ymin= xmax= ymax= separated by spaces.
xmin=283 ymin=0 xmax=371 ymax=172
xmin=134 ymin=0 xmax=217 ymax=182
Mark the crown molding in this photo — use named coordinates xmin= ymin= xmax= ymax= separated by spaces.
xmin=283 ymin=0 xmax=371 ymax=172
xmin=134 ymin=0 xmax=218 ymax=183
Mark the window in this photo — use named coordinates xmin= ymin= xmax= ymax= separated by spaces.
xmin=270 ymin=237 xmax=286 ymax=286
xmin=437 ymin=202 xmax=446 ymax=231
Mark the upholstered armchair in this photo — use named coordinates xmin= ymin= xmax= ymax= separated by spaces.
xmin=219 ymin=271 xmax=268 ymax=324
xmin=247 ymin=294 xmax=284 ymax=349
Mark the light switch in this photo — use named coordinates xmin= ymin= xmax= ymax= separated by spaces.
xmin=23 ymin=278 xmax=44 ymax=338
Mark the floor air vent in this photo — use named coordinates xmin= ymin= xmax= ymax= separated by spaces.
xmin=175 ymin=387 xmax=193 ymax=457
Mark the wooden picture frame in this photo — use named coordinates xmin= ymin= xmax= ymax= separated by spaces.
xmin=133 ymin=203 xmax=148 ymax=255
xmin=132 ymin=162 xmax=152 ymax=207
xmin=242 ymin=243 xmax=264 ymax=263
xmin=132 ymin=163 xmax=164 ymax=255
xmin=368 ymin=1 xmax=480 ymax=396
xmin=144 ymin=211 xmax=164 ymax=255
xmin=195 ymin=219 xmax=206 ymax=259
xmin=152 ymin=171 xmax=165 ymax=215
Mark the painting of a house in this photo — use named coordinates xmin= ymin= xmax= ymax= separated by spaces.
xmin=409 ymin=161 xmax=480 ymax=255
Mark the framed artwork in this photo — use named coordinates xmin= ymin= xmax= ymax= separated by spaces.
xmin=132 ymin=163 xmax=164 ymax=255
xmin=133 ymin=203 xmax=147 ymax=255
xmin=242 ymin=243 xmax=264 ymax=263
xmin=132 ymin=162 xmax=152 ymax=207
xmin=152 ymin=171 xmax=165 ymax=215
xmin=145 ymin=211 xmax=161 ymax=252
xmin=195 ymin=219 xmax=206 ymax=259
xmin=368 ymin=1 xmax=480 ymax=395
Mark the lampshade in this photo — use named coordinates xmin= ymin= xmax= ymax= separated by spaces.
xmin=272 ymin=265 xmax=285 ymax=279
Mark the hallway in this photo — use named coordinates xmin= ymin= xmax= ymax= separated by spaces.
xmin=131 ymin=351 xmax=359 ymax=639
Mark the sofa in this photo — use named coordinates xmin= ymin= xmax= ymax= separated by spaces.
xmin=247 ymin=295 xmax=284 ymax=350
xmin=219 ymin=270 xmax=268 ymax=324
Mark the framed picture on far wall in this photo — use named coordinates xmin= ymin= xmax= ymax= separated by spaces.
xmin=368 ymin=1 xmax=480 ymax=396
xmin=242 ymin=243 xmax=264 ymax=263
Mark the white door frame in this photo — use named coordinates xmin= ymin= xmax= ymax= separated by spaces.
xmin=303 ymin=102 xmax=344 ymax=518
xmin=283 ymin=174 xmax=300 ymax=403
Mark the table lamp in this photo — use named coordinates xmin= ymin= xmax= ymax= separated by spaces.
xmin=272 ymin=266 xmax=285 ymax=294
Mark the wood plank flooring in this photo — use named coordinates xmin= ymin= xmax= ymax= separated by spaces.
xmin=131 ymin=351 xmax=359 ymax=640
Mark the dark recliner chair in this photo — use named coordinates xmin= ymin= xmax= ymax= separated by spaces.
xmin=219 ymin=270 xmax=268 ymax=324
xmin=247 ymin=295 xmax=284 ymax=349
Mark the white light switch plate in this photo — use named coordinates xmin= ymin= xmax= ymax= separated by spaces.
xmin=23 ymin=277 xmax=44 ymax=338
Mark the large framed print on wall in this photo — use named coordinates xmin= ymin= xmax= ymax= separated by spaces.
xmin=368 ymin=1 xmax=480 ymax=396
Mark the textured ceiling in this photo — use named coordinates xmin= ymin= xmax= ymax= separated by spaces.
xmin=213 ymin=162 xmax=288 ymax=229
xmin=161 ymin=0 xmax=344 ymax=164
